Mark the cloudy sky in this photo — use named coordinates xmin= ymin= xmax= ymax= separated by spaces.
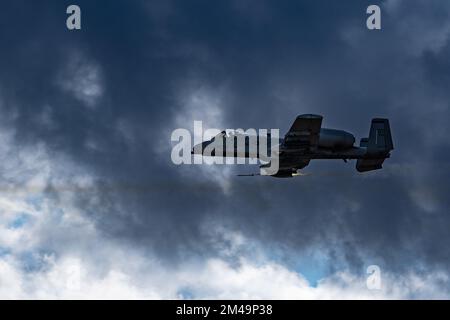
xmin=0 ymin=0 xmax=450 ymax=299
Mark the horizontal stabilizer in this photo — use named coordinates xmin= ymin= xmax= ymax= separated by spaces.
xmin=356 ymin=158 xmax=385 ymax=172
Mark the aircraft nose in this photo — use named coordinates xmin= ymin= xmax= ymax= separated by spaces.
xmin=191 ymin=142 xmax=203 ymax=155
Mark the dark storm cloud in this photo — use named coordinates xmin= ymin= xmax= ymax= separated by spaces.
xmin=1 ymin=0 xmax=450 ymax=279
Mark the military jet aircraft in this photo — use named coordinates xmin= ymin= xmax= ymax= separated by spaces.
xmin=192 ymin=114 xmax=393 ymax=178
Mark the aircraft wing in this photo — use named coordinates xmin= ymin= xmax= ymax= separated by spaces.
xmin=282 ymin=114 xmax=323 ymax=151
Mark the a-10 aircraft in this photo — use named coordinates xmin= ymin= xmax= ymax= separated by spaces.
xmin=192 ymin=114 xmax=394 ymax=178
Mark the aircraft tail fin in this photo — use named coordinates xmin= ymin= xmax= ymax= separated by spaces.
xmin=356 ymin=118 xmax=393 ymax=172
xmin=363 ymin=118 xmax=394 ymax=153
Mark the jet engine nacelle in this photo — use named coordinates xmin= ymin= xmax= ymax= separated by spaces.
xmin=318 ymin=128 xmax=355 ymax=150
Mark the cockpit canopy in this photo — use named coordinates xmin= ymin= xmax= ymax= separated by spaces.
xmin=211 ymin=130 xmax=226 ymax=141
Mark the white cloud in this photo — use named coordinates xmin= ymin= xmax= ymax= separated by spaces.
xmin=162 ymin=84 xmax=234 ymax=194
xmin=1 ymin=243 xmax=449 ymax=299
xmin=57 ymin=52 xmax=103 ymax=108
xmin=0 ymin=97 xmax=448 ymax=300
xmin=384 ymin=0 xmax=450 ymax=55
xmin=0 ymin=168 xmax=448 ymax=301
